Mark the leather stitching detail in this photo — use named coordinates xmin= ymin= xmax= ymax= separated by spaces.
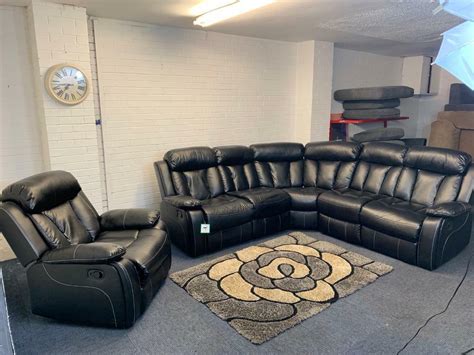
xmin=139 ymin=235 xmax=168 ymax=267
xmin=122 ymin=210 xmax=129 ymax=230
xmin=440 ymin=213 xmax=470 ymax=262
xmin=114 ymin=261 xmax=136 ymax=323
xmin=72 ymin=244 xmax=81 ymax=259
xmin=41 ymin=264 xmax=118 ymax=327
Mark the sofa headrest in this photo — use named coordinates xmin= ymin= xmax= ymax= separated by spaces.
xmin=1 ymin=171 xmax=81 ymax=213
xmin=214 ymin=145 xmax=254 ymax=165
xmin=305 ymin=142 xmax=361 ymax=161
xmin=405 ymin=146 xmax=472 ymax=175
xmin=164 ymin=146 xmax=217 ymax=171
xmin=251 ymin=143 xmax=304 ymax=162
xmin=360 ymin=142 xmax=407 ymax=166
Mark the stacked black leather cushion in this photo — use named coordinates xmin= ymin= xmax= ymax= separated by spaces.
xmin=156 ymin=142 xmax=473 ymax=270
xmin=334 ymin=86 xmax=414 ymax=119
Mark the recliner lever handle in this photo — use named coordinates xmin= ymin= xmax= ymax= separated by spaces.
xmin=88 ymin=269 xmax=104 ymax=280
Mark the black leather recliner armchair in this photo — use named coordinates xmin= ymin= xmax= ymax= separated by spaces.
xmin=155 ymin=142 xmax=473 ymax=270
xmin=0 ymin=171 xmax=171 ymax=328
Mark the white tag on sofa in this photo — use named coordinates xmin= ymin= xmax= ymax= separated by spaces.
xmin=200 ymin=224 xmax=210 ymax=234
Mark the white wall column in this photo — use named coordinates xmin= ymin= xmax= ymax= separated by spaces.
xmin=294 ymin=40 xmax=334 ymax=143
xmin=27 ymin=0 xmax=104 ymax=212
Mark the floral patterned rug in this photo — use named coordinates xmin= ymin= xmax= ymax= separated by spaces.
xmin=170 ymin=232 xmax=393 ymax=344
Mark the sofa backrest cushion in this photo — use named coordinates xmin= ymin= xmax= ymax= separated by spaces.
xmin=214 ymin=145 xmax=259 ymax=192
xmin=304 ymin=142 xmax=361 ymax=190
xmin=0 ymin=171 xmax=100 ymax=250
xmin=401 ymin=147 xmax=472 ymax=206
xmin=404 ymin=146 xmax=471 ymax=175
xmin=164 ymin=146 xmax=223 ymax=199
xmin=351 ymin=142 xmax=407 ymax=196
xmin=251 ymin=143 xmax=304 ymax=188
xmin=164 ymin=146 xmax=216 ymax=171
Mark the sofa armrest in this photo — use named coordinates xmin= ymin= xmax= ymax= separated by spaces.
xmin=100 ymin=208 xmax=160 ymax=231
xmin=42 ymin=242 xmax=126 ymax=264
xmin=162 ymin=195 xmax=202 ymax=210
xmin=426 ymin=202 xmax=471 ymax=218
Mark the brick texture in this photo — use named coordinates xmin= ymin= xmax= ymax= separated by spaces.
xmin=93 ymin=19 xmax=298 ymax=209
xmin=27 ymin=1 xmax=103 ymax=212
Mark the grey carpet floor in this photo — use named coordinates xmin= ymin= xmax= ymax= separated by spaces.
xmin=1 ymin=230 xmax=473 ymax=355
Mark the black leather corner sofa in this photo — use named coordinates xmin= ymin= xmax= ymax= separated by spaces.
xmin=0 ymin=171 xmax=171 ymax=328
xmin=156 ymin=142 xmax=473 ymax=270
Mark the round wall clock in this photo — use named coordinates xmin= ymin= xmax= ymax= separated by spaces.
xmin=44 ymin=63 xmax=90 ymax=105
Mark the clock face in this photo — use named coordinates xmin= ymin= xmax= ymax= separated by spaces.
xmin=45 ymin=64 xmax=90 ymax=105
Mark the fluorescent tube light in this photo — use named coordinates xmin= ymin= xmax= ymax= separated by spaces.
xmin=193 ymin=0 xmax=273 ymax=27
xmin=190 ymin=0 xmax=237 ymax=16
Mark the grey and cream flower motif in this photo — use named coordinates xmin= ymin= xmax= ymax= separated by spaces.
xmin=171 ymin=232 xmax=393 ymax=344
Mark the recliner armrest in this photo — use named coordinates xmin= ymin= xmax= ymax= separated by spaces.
xmin=42 ymin=242 xmax=126 ymax=264
xmin=162 ymin=195 xmax=202 ymax=210
xmin=426 ymin=202 xmax=471 ymax=218
xmin=100 ymin=208 xmax=160 ymax=231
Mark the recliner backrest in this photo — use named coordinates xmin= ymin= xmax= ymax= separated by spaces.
xmin=401 ymin=146 xmax=472 ymax=206
xmin=214 ymin=145 xmax=259 ymax=192
xmin=250 ymin=143 xmax=304 ymax=188
xmin=0 ymin=171 xmax=100 ymax=255
xmin=351 ymin=142 xmax=407 ymax=196
xmin=164 ymin=146 xmax=224 ymax=199
xmin=304 ymin=142 xmax=361 ymax=190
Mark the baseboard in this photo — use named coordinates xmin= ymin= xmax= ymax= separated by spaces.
xmin=0 ymin=269 xmax=14 ymax=354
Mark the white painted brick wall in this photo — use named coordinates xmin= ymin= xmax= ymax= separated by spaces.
xmin=311 ymin=41 xmax=334 ymax=142
xmin=93 ymin=18 xmax=298 ymax=209
xmin=88 ymin=18 xmax=109 ymax=211
xmin=27 ymin=1 xmax=103 ymax=212
xmin=0 ymin=6 xmax=45 ymax=190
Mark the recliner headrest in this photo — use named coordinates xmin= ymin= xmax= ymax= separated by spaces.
xmin=164 ymin=146 xmax=217 ymax=171
xmin=251 ymin=143 xmax=304 ymax=162
xmin=405 ymin=146 xmax=472 ymax=175
xmin=1 ymin=171 xmax=81 ymax=213
xmin=360 ymin=142 xmax=407 ymax=166
xmin=214 ymin=145 xmax=254 ymax=165
xmin=305 ymin=142 xmax=361 ymax=161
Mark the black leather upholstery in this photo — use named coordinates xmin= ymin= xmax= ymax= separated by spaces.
xmin=0 ymin=171 xmax=171 ymax=328
xmin=1 ymin=171 xmax=81 ymax=213
xmin=283 ymin=187 xmax=323 ymax=211
xmin=426 ymin=201 xmax=471 ymax=217
xmin=319 ymin=189 xmax=382 ymax=224
xmin=404 ymin=146 xmax=471 ymax=175
xmin=100 ymin=209 xmax=160 ymax=230
xmin=156 ymin=141 xmax=473 ymax=270
xmin=200 ymin=195 xmax=254 ymax=231
xmin=361 ymin=198 xmax=426 ymax=242
xmin=42 ymin=242 xmax=126 ymax=264
xmin=251 ymin=143 xmax=304 ymax=188
xmin=228 ymin=187 xmax=290 ymax=218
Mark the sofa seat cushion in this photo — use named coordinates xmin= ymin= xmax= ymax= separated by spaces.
xmin=97 ymin=228 xmax=170 ymax=281
xmin=200 ymin=195 xmax=254 ymax=231
xmin=283 ymin=187 xmax=325 ymax=211
xmin=361 ymin=198 xmax=427 ymax=242
xmin=318 ymin=189 xmax=383 ymax=223
xmin=228 ymin=187 xmax=290 ymax=218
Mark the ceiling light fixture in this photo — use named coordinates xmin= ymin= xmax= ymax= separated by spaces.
xmin=193 ymin=0 xmax=273 ymax=27
xmin=190 ymin=0 xmax=237 ymax=17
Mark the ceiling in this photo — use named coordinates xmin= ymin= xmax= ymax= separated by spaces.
xmin=1 ymin=0 xmax=463 ymax=57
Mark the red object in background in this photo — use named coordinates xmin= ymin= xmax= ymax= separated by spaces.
xmin=329 ymin=113 xmax=409 ymax=141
